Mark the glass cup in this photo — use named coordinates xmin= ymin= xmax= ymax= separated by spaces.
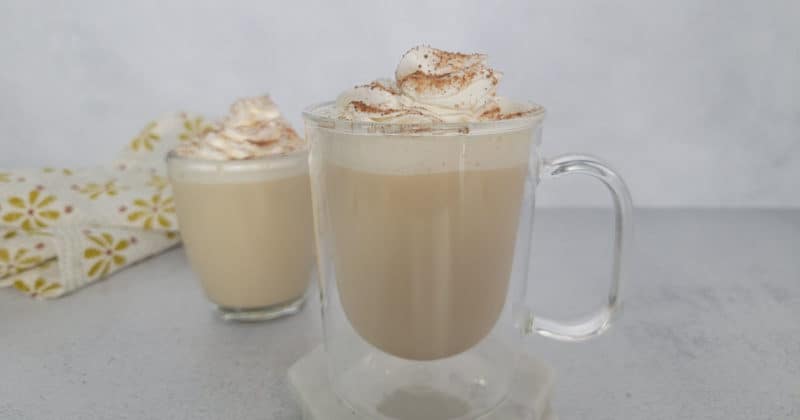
xmin=304 ymin=102 xmax=632 ymax=419
xmin=167 ymin=151 xmax=315 ymax=321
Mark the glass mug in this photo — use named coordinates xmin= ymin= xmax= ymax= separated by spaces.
xmin=304 ymin=102 xmax=632 ymax=419
xmin=167 ymin=151 xmax=314 ymax=321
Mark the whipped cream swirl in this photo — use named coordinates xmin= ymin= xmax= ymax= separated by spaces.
xmin=175 ymin=96 xmax=305 ymax=160
xmin=336 ymin=45 xmax=536 ymax=123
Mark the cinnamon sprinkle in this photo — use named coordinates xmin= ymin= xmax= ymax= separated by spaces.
xmin=359 ymin=80 xmax=400 ymax=95
xmin=426 ymin=47 xmax=481 ymax=71
xmin=399 ymin=70 xmax=479 ymax=93
xmin=351 ymin=100 xmax=396 ymax=115
xmin=398 ymin=66 xmax=497 ymax=95
xmin=247 ymin=138 xmax=279 ymax=147
xmin=479 ymin=106 xmax=502 ymax=120
xmin=281 ymin=125 xmax=301 ymax=141
xmin=499 ymin=111 xmax=532 ymax=120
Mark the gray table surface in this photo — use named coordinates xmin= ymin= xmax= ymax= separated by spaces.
xmin=1 ymin=209 xmax=798 ymax=420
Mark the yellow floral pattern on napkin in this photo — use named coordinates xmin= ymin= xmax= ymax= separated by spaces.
xmin=129 ymin=121 xmax=161 ymax=152
xmin=127 ymin=194 xmax=176 ymax=230
xmin=78 ymin=180 xmax=129 ymax=200
xmin=3 ymin=188 xmax=61 ymax=232
xmin=83 ymin=231 xmax=130 ymax=279
xmin=0 ymin=113 xmax=205 ymax=299
xmin=179 ymin=115 xmax=215 ymax=142
xmin=0 ymin=247 xmax=43 ymax=278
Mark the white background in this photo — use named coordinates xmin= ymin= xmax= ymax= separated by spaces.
xmin=1 ymin=0 xmax=798 ymax=207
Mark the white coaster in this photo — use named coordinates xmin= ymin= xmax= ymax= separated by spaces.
xmin=289 ymin=346 xmax=557 ymax=420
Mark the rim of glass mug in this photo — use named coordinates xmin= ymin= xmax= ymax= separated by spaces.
xmin=302 ymin=101 xmax=546 ymax=135
xmin=166 ymin=148 xmax=309 ymax=171
xmin=165 ymin=149 xmax=309 ymax=183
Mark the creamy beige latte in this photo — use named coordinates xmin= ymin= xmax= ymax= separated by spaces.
xmin=170 ymin=159 xmax=313 ymax=314
xmin=316 ymin=128 xmax=531 ymax=360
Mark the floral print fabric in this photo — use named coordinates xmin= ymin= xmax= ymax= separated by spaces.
xmin=0 ymin=113 xmax=211 ymax=298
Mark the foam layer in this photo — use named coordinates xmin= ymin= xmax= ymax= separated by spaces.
xmin=167 ymin=151 xmax=308 ymax=184
xmin=319 ymin=130 xmax=533 ymax=175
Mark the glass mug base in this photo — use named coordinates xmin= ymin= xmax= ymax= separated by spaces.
xmin=329 ymin=334 xmax=514 ymax=420
xmin=215 ymin=294 xmax=306 ymax=322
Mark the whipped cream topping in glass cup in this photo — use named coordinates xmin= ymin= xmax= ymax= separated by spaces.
xmin=334 ymin=45 xmax=538 ymax=124
xmin=175 ymin=96 xmax=306 ymax=160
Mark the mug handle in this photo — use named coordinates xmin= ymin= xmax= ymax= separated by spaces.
xmin=526 ymin=154 xmax=633 ymax=341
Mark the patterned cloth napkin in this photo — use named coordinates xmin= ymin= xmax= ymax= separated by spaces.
xmin=0 ymin=113 xmax=215 ymax=298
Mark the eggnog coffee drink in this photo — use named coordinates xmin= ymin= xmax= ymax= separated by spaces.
xmin=169 ymin=96 xmax=313 ymax=321
xmin=309 ymin=46 xmax=542 ymax=359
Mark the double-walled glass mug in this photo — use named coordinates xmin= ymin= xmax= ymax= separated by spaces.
xmin=304 ymin=102 xmax=632 ymax=419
